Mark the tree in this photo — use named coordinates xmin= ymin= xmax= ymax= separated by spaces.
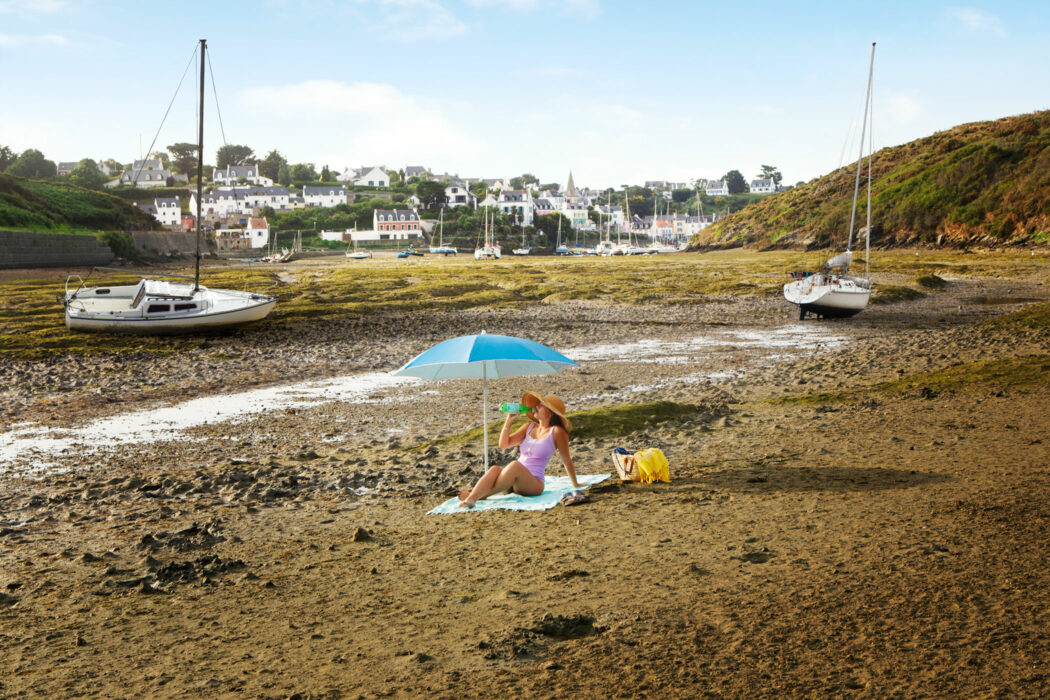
xmin=6 ymin=149 xmax=57 ymax=178
xmin=723 ymin=170 xmax=747 ymax=195
xmin=671 ymin=188 xmax=692 ymax=203
xmin=416 ymin=181 xmax=446 ymax=210
xmin=67 ymin=158 xmax=107 ymax=190
xmin=469 ymin=180 xmax=487 ymax=199
xmin=216 ymin=144 xmax=255 ymax=169
xmin=320 ymin=165 xmax=332 ymax=182
xmin=167 ymin=142 xmax=198 ymax=178
xmin=258 ymin=150 xmax=286 ymax=182
xmin=759 ymin=164 xmax=783 ymax=187
xmin=290 ymin=163 xmax=317 ymax=181
xmin=0 ymin=145 xmax=16 ymax=171
xmin=278 ymin=163 xmax=292 ymax=186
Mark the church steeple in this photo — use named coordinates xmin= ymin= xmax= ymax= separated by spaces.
xmin=565 ymin=171 xmax=578 ymax=198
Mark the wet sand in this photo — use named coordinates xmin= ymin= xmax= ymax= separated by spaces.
xmin=1 ymin=262 xmax=1049 ymax=698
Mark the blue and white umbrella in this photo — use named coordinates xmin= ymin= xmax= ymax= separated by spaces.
xmin=392 ymin=331 xmax=578 ymax=469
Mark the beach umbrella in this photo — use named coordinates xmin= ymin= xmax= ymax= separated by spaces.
xmin=392 ymin=332 xmax=578 ymax=470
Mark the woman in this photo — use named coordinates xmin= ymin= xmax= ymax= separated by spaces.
xmin=457 ymin=391 xmax=579 ymax=508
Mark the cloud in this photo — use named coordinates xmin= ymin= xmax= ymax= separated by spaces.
xmin=376 ymin=0 xmax=467 ymax=39
xmin=0 ymin=32 xmax=69 ymax=47
xmin=0 ymin=0 xmax=66 ymax=13
xmin=237 ymin=79 xmax=482 ymax=168
xmin=883 ymin=93 xmax=924 ymax=125
xmin=466 ymin=0 xmax=601 ymax=19
xmin=944 ymin=7 xmax=1007 ymax=36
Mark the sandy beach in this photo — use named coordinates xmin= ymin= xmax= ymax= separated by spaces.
xmin=1 ymin=251 xmax=1048 ymax=698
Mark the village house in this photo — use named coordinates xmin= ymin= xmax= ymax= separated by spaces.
xmin=445 ymin=180 xmax=476 ymax=208
xmin=497 ymin=189 xmax=534 ymax=225
xmin=749 ymin=178 xmax=776 ymax=194
xmin=341 ymin=166 xmax=389 ymax=187
xmin=404 ymin=166 xmax=431 ymax=180
xmin=213 ymin=217 xmax=269 ymax=250
xmin=594 ymin=205 xmax=625 ymax=231
xmin=212 ymin=164 xmax=273 ymax=187
xmin=302 ymin=185 xmax=347 ymax=208
xmin=372 ymin=209 xmax=422 ymax=240
xmin=704 ymin=179 xmax=730 ymax=197
xmin=138 ymin=197 xmax=182 ymax=228
xmin=57 ymin=161 xmax=78 ymax=176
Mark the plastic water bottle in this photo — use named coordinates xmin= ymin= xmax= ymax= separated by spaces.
xmin=499 ymin=401 xmax=532 ymax=414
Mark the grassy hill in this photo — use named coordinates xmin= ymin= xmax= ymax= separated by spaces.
xmin=0 ymin=174 xmax=160 ymax=232
xmin=688 ymin=110 xmax=1050 ymax=251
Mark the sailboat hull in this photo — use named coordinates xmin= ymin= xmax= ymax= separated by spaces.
xmin=784 ymin=276 xmax=871 ymax=318
xmin=65 ymin=281 xmax=277 ymax=334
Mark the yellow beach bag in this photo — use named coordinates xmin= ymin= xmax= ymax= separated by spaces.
xmin=612 ymin=447 xmax=670 ymax=484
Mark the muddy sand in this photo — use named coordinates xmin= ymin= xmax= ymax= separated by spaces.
xmin=1 ymin=265 xmax=1049 ymax=697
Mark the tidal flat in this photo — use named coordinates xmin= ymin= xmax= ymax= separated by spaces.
xmin=1 ymin=248 xmax=1049 ymax=697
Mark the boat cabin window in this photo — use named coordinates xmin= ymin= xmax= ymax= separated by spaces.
xmin=173 ymin=303 xmax=197 ymax=311
xmin=147 ymin=304 xmax=171 ymax=313
xmin=96 ymin=288 xmax=111 ymax=295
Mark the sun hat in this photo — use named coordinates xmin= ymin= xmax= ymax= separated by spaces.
xmin=521 ymin=391 xmax=572 ymax=433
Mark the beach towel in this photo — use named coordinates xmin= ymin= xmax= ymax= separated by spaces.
xmin=428 ymin=474 xmax=610 ymax=514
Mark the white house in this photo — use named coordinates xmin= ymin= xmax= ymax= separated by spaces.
xmin=594 ymin=205 xmax=624 ymax=231
xmin=303 ymin=185 xmax=347 ymax=208
xmin=212 ymin=165 xmax=272 ymax=187
xmin=445 ymin=181 xmax=475 ymax=208
xmin=373 ymin=209 xmax=422 ymax=240
xmin=153 ymin=197 xmax=181 ymax=228
xmin=561 ymin=201 xmax=590 ymax=231
xmin=342 ymin=166 xmax=389 ymax=187
xmin=704 ymin=179 xmax=729 ymax=197
xmin=237 ymin=186 xmax=291 ymax=211
xmin=749 ymin=178 xmax=775 ymax=194
xmin=404 ymin=166 xmax=431 ymax=180
xmin=118 ymin=158 xmax=177 ymax=188
xmin=497 ymin=190 xmax=534 ymax=225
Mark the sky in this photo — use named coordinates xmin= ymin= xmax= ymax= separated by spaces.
xmin=2 ymin=0 xmax=1048 ymax=190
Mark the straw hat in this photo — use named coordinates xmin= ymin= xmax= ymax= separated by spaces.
xmin=521 ymin=391 xmax=572 ymax=433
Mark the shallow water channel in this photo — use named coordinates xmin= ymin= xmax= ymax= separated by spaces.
xmin=1 ymin=324 xmax=848 ymax=475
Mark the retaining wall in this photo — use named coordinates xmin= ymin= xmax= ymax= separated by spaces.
xmin=0 ymin=230 xmax=114 ymax=269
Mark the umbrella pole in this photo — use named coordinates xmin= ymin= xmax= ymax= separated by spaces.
xmin=482 ymin=362 xmax=489 ymax=471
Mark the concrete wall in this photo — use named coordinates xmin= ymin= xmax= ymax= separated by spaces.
xmin=0 ymin=230 xmax=114 ymax=269
xmin=130 ymin=231 xmax=211 ymax=258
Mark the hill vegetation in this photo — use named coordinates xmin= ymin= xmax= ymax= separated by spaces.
xmin=0 ymin=174 xmax=160 ymax=233
xmin=687 ymin=110 xmax=1050 ymax=251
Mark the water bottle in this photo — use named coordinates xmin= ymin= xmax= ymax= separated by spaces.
xmin=499 ymin=401 xmax=532 ymax=414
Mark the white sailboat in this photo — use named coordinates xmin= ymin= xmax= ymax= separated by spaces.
xmin=64 ymin=39 xmax=277 ymax=333
xmin=554 ymin=215 xmax=569 ymax=255
xmin=429 ymin=209 xmax=457 ymax=255
xmin=345 ymin=234 xmax=371 ymax=259
xmin=474 ymin=208 xmax=501 ymax=259
xmin=512 ymin=216 xmax=530 ymax=255
xmin=784 ymin=42 xmax=875 ymax=320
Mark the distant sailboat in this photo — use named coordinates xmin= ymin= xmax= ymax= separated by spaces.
xmin=555 ymin=215 xmax=569 ymax=255
xmin=345 ymin=234 xmax=371 ymax=259
xmin=512 ymin=216 xmax=531 ymax=255
xmin=784 ymin=43 xmax=876 ymax=320
xmin=63 ymin=39 xmax=276 ymax=333
xmin=429 ymin=208 xmax=457 ymax=255
xmin=474 ymin=208 xmax=501 ymax=259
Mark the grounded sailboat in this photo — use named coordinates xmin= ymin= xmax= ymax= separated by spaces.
xmin=63 ymin=39 xmax=277 ymax=333
xmin=512 ymin=217 xmax=530 ymax=255
xmin=784 ymin=42 xmax=875 ymax=320
xmin=474 ymin=208 xmax=501 ymax=259
xmin=345 ymin=236 xmax=371 ymax=259
xmin=554 ymin=215 xmax=569 ymax=255
xmin=429 ymin=209 xmax=457 ymax=255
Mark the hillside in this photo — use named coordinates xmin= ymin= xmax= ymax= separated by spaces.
xmin=688 ymin=110 xmax=1050 ymax=250
xmin=0 ymin=174 xmax=160 ymax=232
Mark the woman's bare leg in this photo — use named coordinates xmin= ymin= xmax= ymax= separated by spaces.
xmin=459 ymin=462 xmax=543 ymax=507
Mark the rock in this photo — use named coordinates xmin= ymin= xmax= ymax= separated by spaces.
xmin=0 ymin=592 xmax=18 ymax=606
xmin=351 ymin=527 xmax=372 ymax=542
xmin=80 ymin=552 xmax=103 ymax=563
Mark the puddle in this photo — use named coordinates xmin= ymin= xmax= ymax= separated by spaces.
xmin=1 ymin=324 xmax=849 ymax=474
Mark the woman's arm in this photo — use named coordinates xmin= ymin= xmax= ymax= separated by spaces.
xmin=552 ymin=427 xmax=579 ymax=488
xmin=498 ymin=414 xmax=529 ymax=449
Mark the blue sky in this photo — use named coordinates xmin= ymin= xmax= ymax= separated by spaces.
xmin=2 ymin=0 xmax=1048 ymax=189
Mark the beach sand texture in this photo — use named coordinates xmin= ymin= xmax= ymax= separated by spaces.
xmin=1 ymin=251 xmax=1048 ymax=698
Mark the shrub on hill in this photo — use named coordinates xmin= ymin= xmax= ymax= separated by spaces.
xmin=0 ymin=174 xmax=160 ymax=232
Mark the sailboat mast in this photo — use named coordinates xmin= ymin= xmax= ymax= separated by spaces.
xmin=846 ymin=42 xmax=875 ymax=254
xmin=194 ymin=38 xmax=206 ymax=293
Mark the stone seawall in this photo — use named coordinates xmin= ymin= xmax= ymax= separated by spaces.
xmin=0 ymin=230 xmax=114 ymax=270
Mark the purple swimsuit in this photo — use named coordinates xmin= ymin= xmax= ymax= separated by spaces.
xmin=519 ymin=424 xmax=557 ymax=481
